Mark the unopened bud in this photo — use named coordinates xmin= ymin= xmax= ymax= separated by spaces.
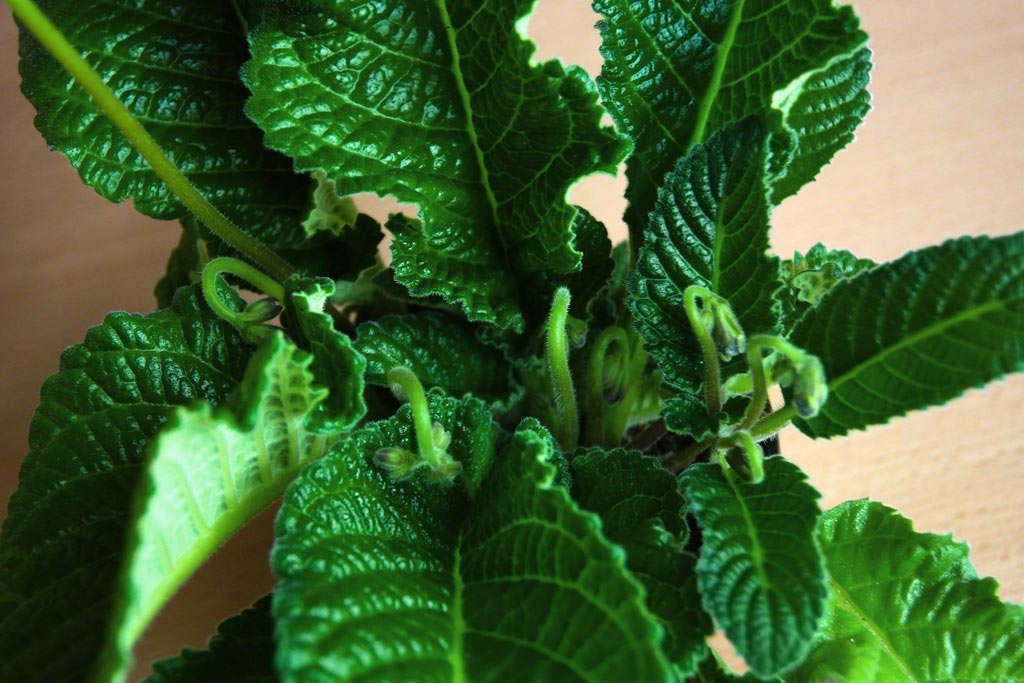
xmin=424 ymin=454 xmax=463 ymax=484
xmin=238 ymin=297 xmax=282 ymax=324
xmin=720 ymin=435 xmax=765 ymax=484
xmin=711 ymin=303 xmax=747 ymax=361
xmin=792 ymin=356 xmax=828 ymax=418
xmin=430 ymin=422 xmax=452 ymax=452
xmin=373 ymin=447 xmax=423 ymax=481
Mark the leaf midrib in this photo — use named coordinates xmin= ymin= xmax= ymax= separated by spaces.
xmin=435 ymin=0 xmax=501 ymax=230
xmin=687 ymin=0 xmax=747 ymax=150
xmin=829 ymin=578 xmax=921 ymax=683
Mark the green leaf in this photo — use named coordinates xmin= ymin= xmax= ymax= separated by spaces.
xmin=155 ymin=226 xmax=203 ymax=308
xmin=273 ymin=405 xmax=672 ymax=681
xmin=145 ymin=596 xmax=277 ymax=683
xmin=283 ymin=276 xmax=368 ymax=434
xmin=0 ymin=286 xmax=252 ymax=681
xmin=571 ymin=447 xmax=711 ymax=677
xmin=663 ymin=393 xmax=719 ymax=442
xmin=680 ymin=457 xmax=827 ymax=677
xmin=630 ymin=120 xmax=781 ymax=393
xmin=790 ymin=232 xmax=1024 ymax=437
xmin=790 ymin=500 xmax=1024 ymax=682
xmin=97 ymin=334 xmax=344 ymax=683
xmin=690 ymin=655 xmax=759 ymax=682
xmin=533 ymin=207 xmax=616 ymax=322
xmin=18 ymin=1 xmax=315 ymax=254
xmin=244 ymin=1 xmax=627 ymax=330
xmin=355 ymin=312 xmax=512 ymax=403
xmin=302 ymin=171 xmax=358 ymax=239
xmin=778 ymin=242 xmax=876 ymax=332
xmin=594 ymin=0 xmax=869 ymax=235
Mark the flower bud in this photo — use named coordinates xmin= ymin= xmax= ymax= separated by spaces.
xmin=373 ymin=447 xmax=422 ymax=481
xmin=792 ymin=356 xmax=828 ymax=418
xmin=238 ymin=297 xmax=282 ymax=324
xmin=711 ymin=302 xmax=747 ymax=361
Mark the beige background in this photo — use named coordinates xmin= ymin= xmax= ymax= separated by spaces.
xmin=1 ymin=0 xmax=1022 ymax=677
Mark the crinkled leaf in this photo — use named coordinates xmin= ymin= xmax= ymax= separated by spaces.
xmin=244 ymin=1 xmax=627 ymax=329
xmin=283 ymin=276 xmax=368 ymax=434
xmin=680 ymin=457 xmax=827 ymax=677
xmin=355 ymin=312 xmax=512 ymax=403
xmin=571 ymin=447 xmax=711 ymax=677
xmin=0 ymin=286 xmax=251 ymax=681
xmin=155 ymin=226 xmax=203 ymax=308
xmin=663 ymin=393 xmax=719 ymax=442
xmin=790 ymin=500 xmax=1024 ymax=682
xmin=145 ymin=596 xmax=277 ymax=683
xmin=302 ymin=171 xmax=358 ymax=239
xmin=18 ymin=1 xmax=316 ymax=254
xmin=533 ymin=207 xmax=615 ymax=322
xmin=594 ymin=0 xmax=869 ymax=235
xmin=630 ymin=120 xmax=781 ymax=393
xmin=273 ymin=407 xmax=672 ymax=681
xmin=779 ymin=242 xmax=876 ymax=332
xmin=98 ymin=333 xmax=350 ymax=682
xmin=790 ymin=232 xmax=1024 ymax=437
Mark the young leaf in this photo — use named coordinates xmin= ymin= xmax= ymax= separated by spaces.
xmin=0 ymin=286 xmax=252 ymax=681
xmin=594 ymin=0 xmax=869 ymax=235
xmin=778 ymin=242 xmax=876 ymax=332
xmin=790 ymin=500 xmax=1024 ymax=682
xmin=680 ymin=457 xmax=828 ymax=677
xmin=145 ymin=596 xmax=276 ymax=683
xmin=97 ymin=333 xmax=353 ymax=683
xmin=244 ymin=1 xmax=627 ymax=329
xmin=533 ymin=207 xmax=616 ymax=322
xmin=355 ymin=313 xmax=512 ymax=403
xmin=790 ymin=232 xmax=1024 ymax=437
xmin=630 ymin=120 xmax=781 ymax=394
xmin=273 ymin=406 xmax=672 ymax=681
xmin=17 ymin=1 xmax=315 ymax=254
xmin=571 ymin=447 xmax=712 ymax=677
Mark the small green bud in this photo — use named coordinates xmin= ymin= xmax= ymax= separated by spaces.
xmin=792 ymin=356 xmax=828 ymax=418
xmin=710 ymin=302 xmax=747 ymax=361
xmin=373 ymin=447 xmax=423 ymax=481
xmin=719 ymin=433 xmax=765 ymax=484
xmin=430 ymin=422 xmax=452 ymax=452
xmin=237 ymin=297 xmax=282 ymax=324
xmin=424 ymin=454 xmax=463 ymax=484
xmin=566 ymin=315 xmax=588 ymax=349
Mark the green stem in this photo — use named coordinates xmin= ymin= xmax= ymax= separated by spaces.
xmin=584 ymin=326 xmax=630 ymax=445
xmin=683 ymin=285 xmax=722 ymax=415
xmin=387 ymin=367 xmax=437 ymax=466
xmin=7 ymin=0 xmax=295 ymax=282
xmin=664 ymin=436 xmax=715 ymax=473
xmin=546 ymin=288 xmax=579 ymax=451
xmin=749 ymin=405 xmax=796 ymax=441
xmin=201 ymin=257 xmax=285 ymax=327
xmin=740 ymin=334 xmax=784 ymax=430
xmin=717 ymin=431 xmax=764 ymax=484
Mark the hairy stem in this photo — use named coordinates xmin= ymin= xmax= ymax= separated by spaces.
xmin=749 ymin=405 xmax=796 ymax=441
xmin=387 ymin=367 xmax=438 ymax=466
xmin=7 ymin=0 xmax=295 ymax=282
xmin=546 ymin=288 xmax=579 ymax=450
xmin=683 ymin=285 xmax=722 ymax=415
xmin=584 ymin=326 xmax=630 ymax=445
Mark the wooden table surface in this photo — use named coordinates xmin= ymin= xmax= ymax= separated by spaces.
xmin=1 ymin=0 xmax=1022 ymax=677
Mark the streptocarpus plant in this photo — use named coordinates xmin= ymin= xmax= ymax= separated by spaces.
xmin=2 ymin=0 xmax=1022 ymax=681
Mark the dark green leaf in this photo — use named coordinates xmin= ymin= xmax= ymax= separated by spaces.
xmin=680 ymin=457 xmax=827 ymax=677
xmin=571 ymin=447 xmax=711 ymax=676
xmin=630 ymin=120 xmax=781 ymax=393
xmin=145 ymin=596 xmax=277 ymax=683
xmin=594 ymin=0 xmax=868 ymax=235
xmin=790 ymin=232 xmax=1024 ymax=437
xmin=355 ymin=313 xmax=512 ymax=403
xmin=155 ymin=227 xmax=203 ymax=308
xmin=0 ymin=286 xmax=252 ymax=681
xmin=273 ymin=406 xmax=672 ymax=681
xmin=778 ymin=242 xmax=876 ymax=332
xmin=790 ymin=500 xmax=1024 ymax=682
xmin=533 ymin=207 xmax=615 ymax=322
xmin=244 ymin=1 xmax=627 ymax=329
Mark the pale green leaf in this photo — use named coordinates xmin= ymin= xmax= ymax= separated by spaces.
xmin=97 ymin=334 xmax=345 ymax=683
xmin=680 ymin=457 xmax=827 ymax=677
xmin=594 ymin=0 xmax=868 ymax=235
xmin=273 ymin=406 xmax=672 ymax=681
xmin=244 ymin=1 xmax=627 ymax=329
xmin=0 ymin=286 xmax=251 ymax=681
xmin=790 ymin=500 xmax=1024 ymax=682
xmin=630 ymin=120 xmax=781 ymax=393
xmin=571 ymin=447 xmax=711 ymax=677
xmin=778 ymin=242 xmax=876 ymax=332
xmin=790 ymin=232 xmax=1024 ymax=437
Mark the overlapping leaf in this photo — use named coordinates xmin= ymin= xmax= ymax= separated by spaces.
xmin=790 ymin=232 xmax=1024 ymax=437
xmin=680 ymin=457 xmax=827 ymax=677
xmin=791 ymin=500 xmax=1024 ymax=682
xmin=594 ymin=0 xmax=869 ymax=235
xmin=98 ymin=333 xmax=360 ymax=683
xmin=145 ymin=597 xmax=277 ymax=683
xmin=0 ymin=286 xmax=252 ymax=681
xmin=778 ymin=242 xmax=876 ymax=332
xmin=571 ymin=447 xmax=711 ymax=676
xmin=244 ymin=0 xmax=627 ymax=329
xmin=273 ymin=404 xmax=672 ymax=681
xmin=355 ymin=312 xmax=512 ymax=403
xmin=630 ymin=121 xmax=781 ymax=394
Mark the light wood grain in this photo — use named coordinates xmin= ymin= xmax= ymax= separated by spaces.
xmin=0 ymin=0 xmax=1021 ymax=678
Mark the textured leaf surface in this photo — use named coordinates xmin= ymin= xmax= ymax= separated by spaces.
xmin=630 ymin=121 xmax=780 ymax=393
xmin=274 ymin=406 xmax=671 ymax=681
xmin=154 ymin=227 xmax=202 ymax=308
xmin=145 ymin=596 xmax=277 ymax=683
xmin=355 ymin=313 xmax=511 ymax=403
xmin=594 ymin=0 xmax=868 ymax=233
xmin=778 ymin=242 xmax=876 ymax=332
xmin=283 ymin=277 xmax=368 ymax=434
xmin=18 ymin=0 xmax=316 ymax=254
xmin=791 ymin=500 xmax=1024 ymax=682
xmin=99 ymin=334 xmax=347 ymax=682
xmin=571 ymin=447 xmax=711 ymax=676
xmin=790 ymin=233 xmax=1024 ymax=437
xmin=0 ymin=286 xmax=251 ymax=681
xmin=245 ymin=1 xmax=626 ymax=329
xmin=680 ymin=457 xmax=827 ymax=677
